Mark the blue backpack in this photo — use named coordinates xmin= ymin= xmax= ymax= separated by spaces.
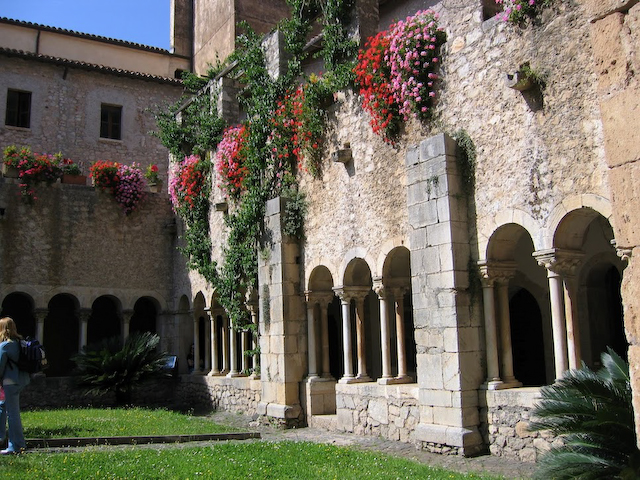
xmin=10 ymin=338 xmax=48 ymax=374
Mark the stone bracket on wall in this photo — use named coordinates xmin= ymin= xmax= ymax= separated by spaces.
xmin=406 ymin=133 xmax=484 ymax=456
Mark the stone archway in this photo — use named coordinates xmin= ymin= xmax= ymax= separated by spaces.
xmin=45 ymin=293 xmax=80 ymax=376
xmin=88 ymin=295 xmax=121 ymax=346
xmin=1 ymin=292 xmax=35 ymax=338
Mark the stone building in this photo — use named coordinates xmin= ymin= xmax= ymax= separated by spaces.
xmin=1 ymin=0 xmax=639 ymax=462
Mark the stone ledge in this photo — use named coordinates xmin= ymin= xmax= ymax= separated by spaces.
xmin=415 ymin=423 xmax=484 ymax=455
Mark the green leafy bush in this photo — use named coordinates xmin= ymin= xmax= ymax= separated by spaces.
xmin=72 ymin=332 xmax=170 ymax=406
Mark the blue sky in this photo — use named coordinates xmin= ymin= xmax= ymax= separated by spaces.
xmin=0 ymin=0 xmax=171 ymax=49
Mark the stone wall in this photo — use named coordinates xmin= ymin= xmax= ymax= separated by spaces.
xmin=335 ymin=383 xmax=420 ymax=443
xmin=479 ymin=388 xmax=556 ymax=462
xmin=584 ymin=0 xmax=640 ymax=445
xmin=177 ymin=375 xmax=261 ymax=413
xmin=0 ymin=55 xmax=182 ymax=182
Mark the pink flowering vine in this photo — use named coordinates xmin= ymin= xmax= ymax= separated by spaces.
xmin=215 ymin=125 xmax=249 ymax=199
xmin=495 ymin=0 xmax=551 ymax=23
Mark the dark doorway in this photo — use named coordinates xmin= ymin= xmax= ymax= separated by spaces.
xmin=45 ymin=294 xmax=79 ymax=376
xmin=510 ymin=288 xmax=546 ymax=386
xmin=88 ymin=296 xmax=120 ymax=346
xmin=1 ymin=292 xmax=35 ymax=338
xmin=328 ymin=296 xmax=343 ymax=380
xmin=130 ymin=298 xmax=157 ymax=335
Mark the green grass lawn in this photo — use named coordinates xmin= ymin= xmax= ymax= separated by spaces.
xmin=0 ymin=408 xmax=503 ymax=479
xmin=0 ymin=441 xmax=500 ymax=479
xmin=21 ymin=408 xmax=237 ymax=438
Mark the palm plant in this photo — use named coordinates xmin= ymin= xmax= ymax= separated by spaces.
xmin=529 ymin=348 xmax=640 ymax=479
xmin=72 ymin=332 xmax=170 ymax=406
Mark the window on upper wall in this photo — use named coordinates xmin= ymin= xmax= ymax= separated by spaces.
xmin=100 ymin=104 xmax=122 ymax=140
xmin=5 ymin=89 xmax=32 ymax=128
xmin=482 ymin=0 xmax=503 ymax=20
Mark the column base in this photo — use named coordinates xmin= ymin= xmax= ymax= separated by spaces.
xmin=207 ymin=370 xmax=221 ymax=377
xmin=339 ymin=375 xmax=356 ymax=384
xmin=306 ymin=374 xmax=322 ymax=383
xmin=377 ymin=375 xmax=413 ymax=385
xmin=226 ymin=371 xmax=243 ymax=378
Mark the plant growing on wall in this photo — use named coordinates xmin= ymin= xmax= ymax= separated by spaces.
xmin=215 ymin=124 xmax=249 ymax=199
xmin=495 ymin=0 xmax=552 ymax=24
xmin=3 ymin=145 xmax=63 ymax=202
xmin=354 ymin=10 xmax=446 ymax=143
xmin=90 ymin=160 xmax=147 ymax=215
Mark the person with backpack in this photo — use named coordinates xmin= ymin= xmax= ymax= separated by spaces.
xmin=0 ymin=317 xmax=30 ymax=454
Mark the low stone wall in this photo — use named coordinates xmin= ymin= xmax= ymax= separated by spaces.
xmin=20 ymin=375 xmax=181 ymax=410
xmin=177 ymin=375 xmax=261 ymax=415
xmin=336 ymin=383 xmax=420 ymax=443
xmin=479 ymin=387 xmax=557 ymax=462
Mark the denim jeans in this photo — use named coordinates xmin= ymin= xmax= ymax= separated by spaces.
xmin=0 ymin=383 xmax=26 ymax=452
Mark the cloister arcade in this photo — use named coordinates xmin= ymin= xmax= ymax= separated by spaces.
xmin=478 ymin=203 xmax=626 ymax=389
xmin=0 ymin=292 xmax=163 ymax=376
xmin=183 ymin=291 xmax=259 ymax=378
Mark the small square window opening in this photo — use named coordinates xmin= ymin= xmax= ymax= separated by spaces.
xmin=100 ymin=104 xmax=122 ymax=140
xmin=5 ymin=89 xmax=32 ymax=128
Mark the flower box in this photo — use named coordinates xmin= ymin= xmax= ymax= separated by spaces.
xmin=148 ymin=180 xmax=163 ymax=193
xmin=2 ymin=163 xmax=20 ymax=178
xmin=61 ymin=174 xmax=87 ymax=185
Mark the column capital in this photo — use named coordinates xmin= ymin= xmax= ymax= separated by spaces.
xmin=333 ymin=286 xmax=370 ymax=302
xmin=612 ymin=240 xmax=632 ymax=264
xmin=478 ymin=260 xmax=517 ymax=285
xmin=372 ymin=278 xmax=387 ymax=299
xmin=533 ymin=248 xmax=584 ymax=276
xmin=79 ymin=308 xmax=92 ymax=322
xmin=305 ymin=290 xmax=334 ymax=306
xmin=34 ymin=308 xmax=48 ymax=321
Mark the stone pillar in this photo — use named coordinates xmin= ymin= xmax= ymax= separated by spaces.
xmin=373 ymin=280 xmax=393 ymax=383
xmin=535 ymin=249 xmax=584 ymax=379
xmin=242 ymin=328 xmax=250 ymax=374
xmin=334 ymin=287 xmax=355 ymax=383
xmin=221 ymin=314 xmax=229 ymax=374
xmin=305 ymin=293 xmax=319 ymax=380
xmin=203 ymin=311 xmax=211 ymax=372
xmin=208 ymin=311 xmax=220 ymax=376
xmin=215 ymin=77 xmax=240 ymax=125
xmin=319 ymin=297 xmax=332 ymax=379
xmin=227 ymin=317 xmax=240 ymax=377
xmin=478 ymin=263 xmax=502 ymax=388
xmin=247 ymin=298 xmax=260 ymax=378
xmin=78 ymin=308 xmax=90 ymax=351
xmin=353 ymin=290 xmax=371 ymax=382
xmin=122 ymin=310 xmax=133 ymax=343
xmin=585 ymin=0 xmax=640 ymax=445
xmin=34 ymin=308 xmax=46 ymax=343
xmin=495 ymin=277 xmax=521 ymax=387
xmin=192 ymin=313 xmax=201 ymax=374
xmin=406 ymin=133 xmax=484 ymax=456
xmin=394 ymin=288 xmax=412 ymax=383
xmin=257 ymin=196 xmax=306 ymax=425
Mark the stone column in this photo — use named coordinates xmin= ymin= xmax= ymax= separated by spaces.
xmin=221 ymin=314 xmax=229 ymax=374
xmin=305 ymin=292 xmax=319 ymax=380
xmin=78 ymin=308 xmax=91 ymax=351
xmin=227 ymin=317 xmax=240 ymax=377
xmin=208 ymin=311 xmax=220 ymax=376
xmin=334 ymin=287 xmax=355 ymax=383
xmin=192 ymin=313 xmax=201 ymax=374
xmin=394 ymin=288 xmax=412 ymax=383
xmin=495 ymin=273 xmax=521 ymax=387
xmin=374 ymin=280 xmax=393 ymax=383
xmin=122 ymin=310 xmax=133 ymax=343
xmin=34 ymin=308 xmax=47 ymax=343
xmin=319 ymin=297 xmax=332 ymax=379
xmin=353 ymin=289 xmax=371 ymax=382
xmin=535 ymin=249 xmax=583 ymax=379
xmin=478 ymin=262 xmax=502 ymax=388
xmin=247 ymin=300 xmax=260 ymax=378
xmin=242 ymin=327 xmax=250 ymax=374
xmin=203 ymin=311 xmax=211 ymax=372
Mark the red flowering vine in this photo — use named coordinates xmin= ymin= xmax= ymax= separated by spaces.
xmin=354 ymin=10 xmax=446 ymax=143
xmin=169 ymin=154 xmax=210 ymax=214
xmin=215 ymin=125 xmax=249 ymax=199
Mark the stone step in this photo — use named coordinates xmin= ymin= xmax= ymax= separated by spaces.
xmin=309 ymin=414 xmax=338 ymax=430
